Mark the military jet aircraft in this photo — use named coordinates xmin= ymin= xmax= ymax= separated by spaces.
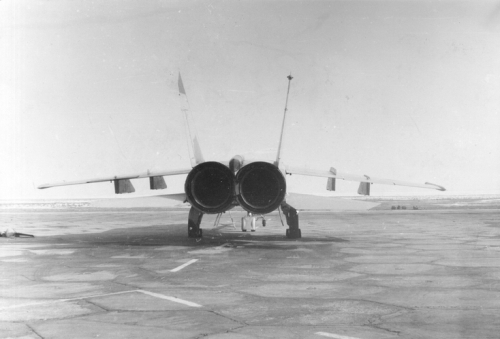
xmin=39 ymin=74 xmax=445 ymax=239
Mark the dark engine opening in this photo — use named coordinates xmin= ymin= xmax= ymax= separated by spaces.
xmin=236 ymin=162 xmax=286 ymax=214
xmin=185 ymin=162 xmax=235 ymax=214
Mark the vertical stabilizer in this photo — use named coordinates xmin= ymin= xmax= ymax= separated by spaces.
xmin=275 ymin=74 xmax=293 ymax=166
xmin=178 ymin=73 xmax=205 ymax=167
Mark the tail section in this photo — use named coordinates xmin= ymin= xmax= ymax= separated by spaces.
xmin=275 ymin=74 xmax=293 ymax=166
xmin=178 ymin=73 xmax=205 ymax=167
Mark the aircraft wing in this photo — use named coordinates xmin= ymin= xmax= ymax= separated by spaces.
xmin=284 ymin=165 xmax=445 ymax=192
xmin=37 ymin=168 xmax=192 ymax=192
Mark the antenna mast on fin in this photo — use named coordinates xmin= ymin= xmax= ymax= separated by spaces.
xmin=275 ymin=74 xmax=293 ymax=166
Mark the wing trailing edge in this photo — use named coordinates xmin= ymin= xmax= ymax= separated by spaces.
xmin=37 ymin=168 xmax=192 ymax=191
xmin=285 ymin=165 xmax=446 ymax=192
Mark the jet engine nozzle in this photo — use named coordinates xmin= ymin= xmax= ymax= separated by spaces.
xmin=236 ymin=162 xmax=286 ymax=214
xmin=185 ymin=162 xmax=236 ymax=214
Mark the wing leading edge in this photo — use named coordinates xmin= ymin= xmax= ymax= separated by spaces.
xmin=285 ymin=165 xmax=445 ymax=192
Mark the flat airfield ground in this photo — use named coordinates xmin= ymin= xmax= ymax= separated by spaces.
xmin=0 ymin=200 xmax=499 ymax=338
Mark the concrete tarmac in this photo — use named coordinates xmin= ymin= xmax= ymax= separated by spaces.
xmin=1 ymin=208 xmax=499 ymax=338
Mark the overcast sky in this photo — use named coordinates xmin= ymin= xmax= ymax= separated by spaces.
xmin=1 ymin=0 xmax=499 ymax=199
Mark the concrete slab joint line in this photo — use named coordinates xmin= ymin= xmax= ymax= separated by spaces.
xmin=0 ymin=289 xmax=202 ymax=310
xmin=315 ymin=332 xmax=362 ymax=339
xmin=26 ymin=323 xmax=44 ymax=339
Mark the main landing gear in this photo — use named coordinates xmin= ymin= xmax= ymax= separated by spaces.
xmin=187 ymin=204 xmax=301 ymax=239
xmin=281 ymin=202 xmax=301 ymax=239
xmin=188 ymin=207 xmax=203 ymax=238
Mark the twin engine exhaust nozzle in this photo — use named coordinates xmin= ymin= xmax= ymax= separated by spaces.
xmin=185 ymin=161 xmax=286 ymax=215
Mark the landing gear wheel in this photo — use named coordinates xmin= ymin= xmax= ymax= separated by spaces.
xmin=251 ymin=217 xmax=256 ymax=232
xmin=286 ymin=228 xmax=301 ymax=239
xmin=281 ymin=202 xmax=301 ymax=239
xmin=262 ymin=219 xmax=266 ymax=227
xmin=188 ymin=228 xmax=203 ymax=238
xmin=241 ymin=217 xmax=247 ymax=232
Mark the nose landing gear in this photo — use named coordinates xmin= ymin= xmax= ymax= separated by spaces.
xmin=241 ymin=212 xmax=256 ymax=232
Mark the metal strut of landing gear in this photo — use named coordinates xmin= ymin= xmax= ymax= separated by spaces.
xmin=280 ymin=202 xmax=301 ymax=239
xmin=188 ymin=207 xmax=204 ymax=238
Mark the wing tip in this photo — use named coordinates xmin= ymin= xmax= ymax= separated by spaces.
xmin=425 ymin=182 xmax=446 ymax=191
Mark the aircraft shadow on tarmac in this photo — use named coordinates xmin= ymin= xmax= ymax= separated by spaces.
xmin=45 ymin=223 xmax=349 ymax=248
